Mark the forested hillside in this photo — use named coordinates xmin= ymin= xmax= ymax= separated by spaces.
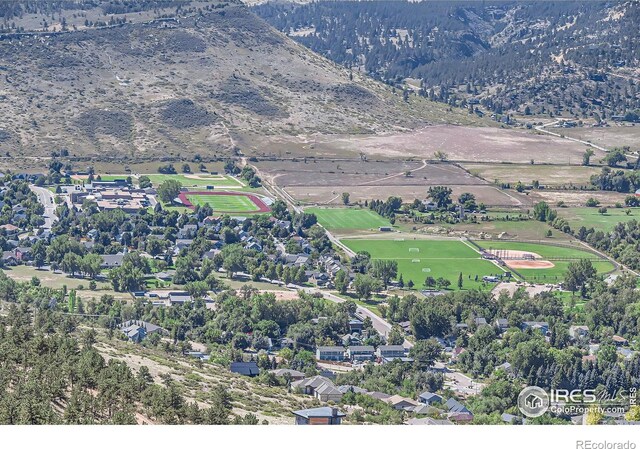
xmin=254 ymin=1 xmax=640 ymax=119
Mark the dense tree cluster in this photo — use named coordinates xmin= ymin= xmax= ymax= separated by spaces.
xmin=255 ymin=1 xmax=640 ymax=118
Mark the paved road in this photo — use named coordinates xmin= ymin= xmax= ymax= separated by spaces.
xmin=301 ymin=286 xmax=413 ymax=348
xmin=29 ymin=185 xmax=58 ymax=229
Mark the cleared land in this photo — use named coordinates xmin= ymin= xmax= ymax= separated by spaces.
xmin=287 ymin=185 xmax=527 ymax=207
xmin=474 ymin=241 xmax=615 ymax=282
xmin=248 ymin=125 xmax=604 ymax=163
xmin=463 ymin=164 xmax=602 ymax=186
xmin=342 ymin=238 xmax=505 ymax=290
xmin=558 ymin=207 xmax=640 ymax=232
xmin=560 ymin=125 xmax=640 ymax=152
xmin=528 ymin=190 xmax=630 ymax=207
xmin=307 ymin=207 xmax=391 ymax=231
xmin=179 ymin=191 xmax=270 ymax=214
xmin=256 ymin=159 xmax=528 ymax=207
xmin=145 ymin=174 xmax=244 ymax=188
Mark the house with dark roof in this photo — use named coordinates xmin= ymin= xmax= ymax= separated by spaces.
xmin=346 ymin=345 xmax=375 ymax=362
xmin=495 ymin=318 xmax=509 ymax=333
xmin=522 ymin=321 xmax=549 ymax=335
xmin=101 ymin=253 xmax=125 ymax=268
xmin=269 ymin=369 xmax=305 ymax=381
xmin=230 ymin=361 xmax=260 ymax=377
xmin=292 ymin=407 xmax=345 ymax=425
xmin=376 ymin=345 xmax=407 ymax=359
xmin=315 ymin=346 xmax=345 ymax=361
xmin=418 ymin=391 xmax=443 ymax=405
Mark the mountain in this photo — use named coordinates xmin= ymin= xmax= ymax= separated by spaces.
xmin=254 ymin=1 xmax=640 ymax=120
xmin=0 ymin=1 xmax=479 ymax=164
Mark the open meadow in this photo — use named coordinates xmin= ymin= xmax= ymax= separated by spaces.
xmin=307 ymin=207 xmax=391 ymax=231
xmin=558 ymin=207 xmax=640 ymax=233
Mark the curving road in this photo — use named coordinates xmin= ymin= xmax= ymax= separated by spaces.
xmin=535 ymin=121 xmax=609 ymax=152
xmin=29 ymin=185 xmax=58 ymax=229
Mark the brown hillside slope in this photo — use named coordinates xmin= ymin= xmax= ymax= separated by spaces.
xmin=0 ymin=3 xmax=481 ymax=164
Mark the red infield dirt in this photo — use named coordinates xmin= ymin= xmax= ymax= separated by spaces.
xmin=505 ymin=260 xmax=555 ymax=269
xmin=177 ymin=191 xmax=271 ymax=213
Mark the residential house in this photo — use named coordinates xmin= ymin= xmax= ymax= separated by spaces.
xmin=118 ymin=320 xmax=165 ymax=343
xmin=446 ymin=398 xmax=470 ymax=413
xmin=168 ymin=291 xmax=192 ymax=305
xmin=292 ymin=407 xmax=345 ymax=425
xmin=348 ymin=318 xmax=364 ymax=333
xmin=522 ymin=321 xmax=549 ymax=335
xmin=174 ymin=239 xmax=194 ymax=252
xmin=177 ymin=224 xmax=198 ymax=239
xmin=366 ymin=391 xmax=392 ymax=401
xmin=612 ymin=335 xmax=629 ymax=346
xmin=418 ymin=391 xmax=443 ymax=405
xmin=230 ymin=361 xmax=260 ymax=377
xmin=386 ymin=395 xmax=420 ymax=411
xmin=337 ymin=385 xmax=368 ymax=394
xmin=569 ymin=325 xmax=590 ymax=340
xmin=376 ymin=345 xmax=407 ymax=360
xmin=101 ymin=253 xmax=125 ymax=268
xmin=346 ymin=345 xmax=375 ymax=362
xmin=315 ymin=346 xmax=345 ymax=362
xmin=269 ymin=369 xmax=305 ymax=381
xmin=495 ymin=318 xmax=509 ymax=333
xmin=474 ymin=317 xmax=488 ymax=327
xmin=292 ymin=376 xmax=343 ymax=402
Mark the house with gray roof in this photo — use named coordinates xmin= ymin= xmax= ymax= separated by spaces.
xmin=101 ymin=253 xmax=125 ymax=268
xmin=292 ymin=376 xmax=343 ymax=402
xmin=292 ymin=407 xmax=345 ymax=425
xmin=315 ymin=346 xmax=345 ymax=361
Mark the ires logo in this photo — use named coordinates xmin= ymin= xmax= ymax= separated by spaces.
xmin=549 ymin=389 xmax=597 ymax=403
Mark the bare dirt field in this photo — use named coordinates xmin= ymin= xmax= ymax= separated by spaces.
xmin=486 ymin=249 xmax=555 ymax=269
xmin=462 ymin=163 xmax=602 ymax=186
xmin=285 ymin=184 xmax=529 ymax=207
xmin=528 ymin=190 xmax=630 ymax=207
xmin=560 ymin=124 xmax=640 ymax=152
xmin=492 ymin=282 xmax=554 ymax=298
xmin=256 ymin=159 xmax=483 ymax=186
xmin=247 ymin=125 xmax=602 ymax=163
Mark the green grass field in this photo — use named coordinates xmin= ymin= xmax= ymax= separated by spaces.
xmin=185 ymin=193 xmax=260 ymax=213
xmin=559 ymin=207 xmax=640 ymax=233
xmin=145 ymin=174 xmax=244 ymax=188
xmin=474 ymin=241 xmax=616 ymax=282
xmin=307 ymin=207 xmax=391 ymax=230
xmin=342 ymin=239 xmax=505 ymax=290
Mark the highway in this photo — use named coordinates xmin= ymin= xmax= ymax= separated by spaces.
xmin=29 ymin=185 xmax=58 ymax=229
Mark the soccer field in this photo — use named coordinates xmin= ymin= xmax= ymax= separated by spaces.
xmin=307 ymin=207 xmax=391 ymax=230
xmin=145 ymin=174 xmax=243 ymax=188
xmin=342 ymin=239 xmax=504 ymax=290
xmin=181 ymin=192 xmax=270 ymax=214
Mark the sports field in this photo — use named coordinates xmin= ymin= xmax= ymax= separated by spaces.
xmin=475 ymin=241 xmax=615 ymax=282
xmin=558 ymin=207 xmax=639 ymax=233
xmin=307 ymin=207 xmax=391 ymax=230
xmin=342 ymin=239 xmax=505 ymax=290
xmin=179 ymin=191 xmax=270 ymax=214
xmin=145 ymin=174 xmax=244 ymax=188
